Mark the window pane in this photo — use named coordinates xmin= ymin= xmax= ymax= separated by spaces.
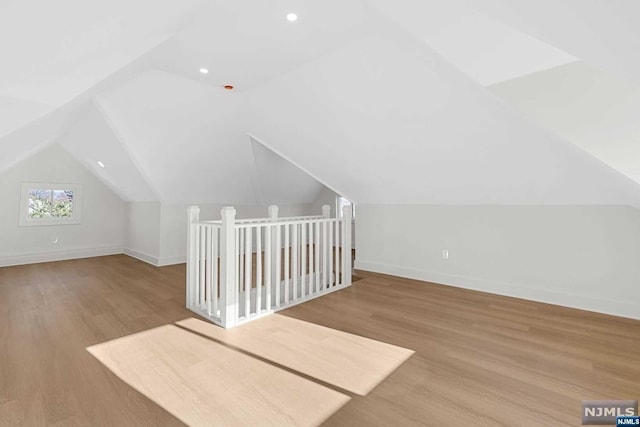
xmin=52 ymin=190 xmax=74 ymax=218
xmin=28 ymin=190 xmax=52 ymax=218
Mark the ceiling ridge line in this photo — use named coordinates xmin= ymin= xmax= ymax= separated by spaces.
xmin=91 ymin=97 xmax=163 ymax=203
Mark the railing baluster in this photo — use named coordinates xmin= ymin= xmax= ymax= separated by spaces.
xmin=202 ymin=226 xmax=208 ymax=307
xmin=292 ymin=222 xmax=298 ymax=302
xmin=256 ymin=227 xmax=262 ymax=314
xmin=275 ymin=224 xmax=281 ymax=308
xmin=245 ymin=227 xmax=251 ymax=318
xmin=308 ymin=223 xmax=314 ymax=295
xmin=239 ymin=227 xmax=244 ymax=310
xmin=335 ymin=219 xmax=341 ymax=286
xmin=314 ymin=222 xmax=320 ymax=294
xmin=194 ymin=225 xmax=201 ymax=306
xmin=235 ymin=228 xmax=240 ymax=317
xmin=322 ymin=221 xmax=328 ymax=291
xmin=206 ymin=226 xmax=212 ymax=315
xmin=265 ymin=224 xmax=271 ymax=311
xmin=284 ymin=224 xmax=290 ymax=304
xmin=212 ymin=227 xmax=218 ymax=317
xmin=202 ymin=226 xmax=207 ymax=306
xmin=328 ymin=220 xmax=333 ymax=288
xmin=301 ymin=222 xmax=307 ymax=298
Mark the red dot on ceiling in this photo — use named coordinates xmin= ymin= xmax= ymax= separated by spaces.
xmin=223 ymin=85 xmax=234 ymax=90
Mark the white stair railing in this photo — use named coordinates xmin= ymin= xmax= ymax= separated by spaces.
xmin=186 ymin=204 xmax=352 ymax=328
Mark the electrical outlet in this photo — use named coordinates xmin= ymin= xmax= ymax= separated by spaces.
xmin=442 ymin=249 xmax=449 ymax=260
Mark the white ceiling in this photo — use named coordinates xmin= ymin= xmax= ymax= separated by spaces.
xmin=491 ymin=61 xmax=640 ymax=184
xmin=0 ymin=96 xmax=54 ymax=138
xmin=463 ymin=0 xmax=640 ymax=85
xmin=58 ymin=103 xmax=158 ymax=202
xmin=0 ymin=0 xmax=201 ymax=97
xmin=369 ymin=0 xmax=578 ymax=86
xmin=2 ymin=0 xmax=640 ymax=206
xmin=244 ymin=30 xmax=640 ymax=205
xmin=89 ymin=69 xmax=324 ymax=204
xmin=148 ymin=0 xmax=371 ymax=91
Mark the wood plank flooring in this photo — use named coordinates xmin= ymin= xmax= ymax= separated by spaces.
xmin=87 ymin=324 xmax=352 ymax=427
xmin=1 ymin=255 xmax=638 ymax=426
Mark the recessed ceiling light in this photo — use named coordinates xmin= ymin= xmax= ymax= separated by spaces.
xmin=97 ymin=161 xmax=105 ymax=168
xmin=286 ymin=13 xmax=298 ymax=22
xmin=199 ymin=68 xmax=209 ymax=74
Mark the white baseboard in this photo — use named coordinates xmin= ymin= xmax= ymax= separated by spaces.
xmin=123 ymin=249 xmax=185 ymax=267
xmin=0 ymin=247 xmax=123 ymax=268
xmin=0 ymin=246 xmax=186 ymax=269
xmin=158 ymin=255 xmax=186 ymax=266
xmin=123 ymin=248 xmax=160 ymax=266
xmin=355 ymin=260 xmax=640 ymax=320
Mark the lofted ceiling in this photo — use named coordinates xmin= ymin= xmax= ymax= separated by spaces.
xmin=2 ymin=0 xmax=640 ymax=206
xmin=369 ymin=0 xmax=579 ymax=86
xmin=243 ymin=30 xmax=640 ymax=205
xmin=490 ymin=61 xmax=640 ymax=185
xmin=147 ymin=0 xmax=371 ymax=91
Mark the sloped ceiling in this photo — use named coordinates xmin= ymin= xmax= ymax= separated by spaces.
xmin=250 ymin=137 xmax=325 ymax=205
xmin=147 ymin=0 xmax=371 ymax=91
xmin=0 ymin=97 xmax=53 ymax=137
xmin=462 ymin=0 xmax=640 ymax=85
xmin=490 ymin=62 xmax=640 ymax=185
xmin=0 ymin=0 xmax=201 ymax=97
xmin=243 ymin=29 xmax=640 ymax=205
xmin=58 ymin=103 xmax=158 ymax=202
xmin=2 ymin=0 xmax=640 ymax=206
xmin=0 ymin=0 xmax=198 ymax=172
xmin=369 ymin=0 xmax=579 ymax=86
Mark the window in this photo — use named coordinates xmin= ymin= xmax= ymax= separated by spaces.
xmin=19 ymin=183 xmax=82 ymax=226
xmin=337 ymin=196 xmax=355 ymax=218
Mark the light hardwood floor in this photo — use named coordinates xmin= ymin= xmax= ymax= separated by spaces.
xmin=1 ymin=255 xmax=638 ymax=426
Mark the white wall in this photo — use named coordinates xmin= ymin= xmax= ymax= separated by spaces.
xmin=0 ymin=144 xmax=125 ymax=266
xmin=124 ymin=202 xmax=161 ymax=264
xmin=356 ymin=204 xmax=640 ymax=319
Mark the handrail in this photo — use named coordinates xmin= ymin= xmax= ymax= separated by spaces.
xmin=203 ymin=216 xmax=324 ymax=225
xmin=235 ymin=217 xmax=340 ymax=229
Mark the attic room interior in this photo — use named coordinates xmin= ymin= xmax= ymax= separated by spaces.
xmin=1 ymin=0 xmax=639 ymax=426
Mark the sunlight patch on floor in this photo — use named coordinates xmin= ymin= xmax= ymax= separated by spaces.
xmin=177 ymin=315 xmax=415 ymax=396
xmin=87 ymin=325 xmax=350 ymax=427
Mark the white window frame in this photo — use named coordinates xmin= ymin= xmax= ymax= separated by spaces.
xmin=19 ymin=183 xmax=83 ymax=226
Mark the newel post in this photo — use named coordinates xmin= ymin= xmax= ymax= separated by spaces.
xmin=186 ymin=206 xmax=200 ymax=308
xmin=220 ymin=207 xmax=237 ymax=328
xmin=342 ymin=205 xmax=353 ymax=285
